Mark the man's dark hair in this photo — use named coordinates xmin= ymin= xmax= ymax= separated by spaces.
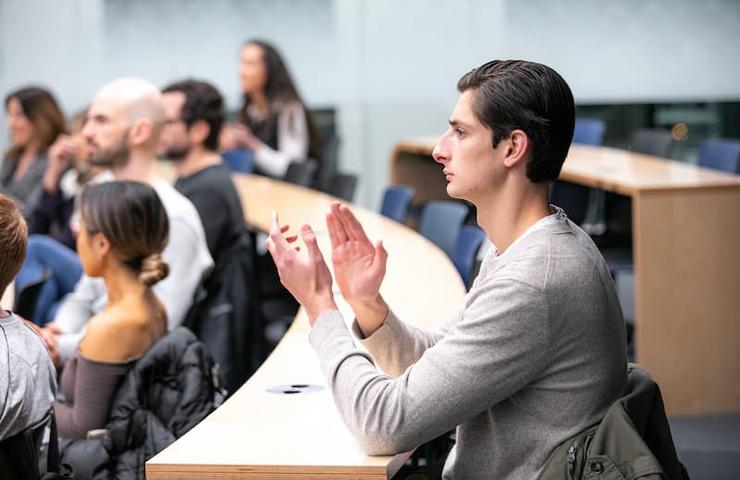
xmin=457 ymin=60 xmax=575 ymax=183
xmin=162 ymin=79 xmax=224 ymax=151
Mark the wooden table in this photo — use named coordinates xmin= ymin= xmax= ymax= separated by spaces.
xmin=146 ymin=175 xmax=466 ymax=479
xmin=391 ymin=138 xmax=740 ymax=415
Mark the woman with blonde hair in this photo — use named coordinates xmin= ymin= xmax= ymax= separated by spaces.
xmin=54 ymin=181 xmax=170 ymax=439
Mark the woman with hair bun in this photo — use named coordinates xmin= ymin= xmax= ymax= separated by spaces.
xmin=54 ymin=181 xmax=170 ymax=439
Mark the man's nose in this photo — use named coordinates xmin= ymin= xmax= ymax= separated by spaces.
xmin=432 ymin=134 xmax=449 ymax=163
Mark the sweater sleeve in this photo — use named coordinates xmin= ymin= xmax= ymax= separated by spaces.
xmin=54 ymin=355 xmax=131 ymax=439
xmin=351 ymin=308 xmax=461 ymax=377
xmin=254 ymin=103 xmax=310 ymax=178
xmin=309 ymin=279 xmax=550 ymax=455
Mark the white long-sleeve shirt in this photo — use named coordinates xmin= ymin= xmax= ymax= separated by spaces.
xmin=252 ymin=101 xmax=310 ymax=178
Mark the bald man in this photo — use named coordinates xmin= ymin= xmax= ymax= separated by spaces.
xmin=44 ymin=77 xmax=213 ymax=362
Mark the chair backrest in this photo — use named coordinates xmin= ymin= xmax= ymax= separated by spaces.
xmin=573 ymin=118 xmax=606 ymax=145
xmin=380 ymin=185 xmax=415 ymax=223
xmin=697 ymin=139 xmax=740 ymax=174
xmin=222 ymin=149 xmax=255 ymax=174
xmin=419 ymin=201 xmax=469 ymax=258
xmin=316 ymin=135 xmax=340 ymax=191
xmin=452 ymin=225 xmax=487 ymax=289
xmin=325 ymin=172 xmax=358 ymax=202
xmin=284 ymin=160 xmax=318 ymax=188
xmin=629 ymin=128 xmax=673 ymax=158
xmin=550 ymin=181 xmax=590 ymax=225
xmin=0 ymin=409 xmax=60 ymax=479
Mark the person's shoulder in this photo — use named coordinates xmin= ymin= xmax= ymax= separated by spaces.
xmin=152 ymin=178 xmax=201 ymax=223
xmin=80 ymin=309 xmax=146 ymax=362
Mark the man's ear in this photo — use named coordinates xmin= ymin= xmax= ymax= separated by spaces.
xmin=128 ymin=118 xmax=154 ymax=148
xmin=189 ymin=120 xmax=211 ymax=146
xmin=503 ymin=129 xmax=530 ymax=169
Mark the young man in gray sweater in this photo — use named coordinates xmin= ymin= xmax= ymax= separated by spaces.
xmin=266 ymin=60 xmax=627 ymax=479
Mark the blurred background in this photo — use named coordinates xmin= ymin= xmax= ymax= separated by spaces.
xmin=1 ymin=0 xmax=739 ymax=208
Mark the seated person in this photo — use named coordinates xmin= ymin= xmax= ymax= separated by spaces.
xmin=54 ymin=181 xmax=169 ymax=439
xmin=0 ymin=193 xmax=57 ymax=441
xmin=1 ymin=87 xmax=67 ymax=219
xmin=265 ymin=60 xmax=627 ymax=479
xmin=160 ymin=79 xmax=246 ymax=263
xmin=220 ymin=39 xmax=322 ymax=178
xmin=29 ymin=109 xmax=97 ymax=250
xmin=40 ymin=77 xmax=213 ymax=363
xmin=14 ymin=110 xmax=98 ymax=327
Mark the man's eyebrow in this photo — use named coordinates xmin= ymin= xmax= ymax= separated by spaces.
xmin=449 ymin=119 xmax=472 ymax=129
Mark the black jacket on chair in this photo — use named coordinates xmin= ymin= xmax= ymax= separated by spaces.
xmin=183 ymin=233 xmax=263 ymax=393
xmin=60 ymin=327 xmax=225 ymax=480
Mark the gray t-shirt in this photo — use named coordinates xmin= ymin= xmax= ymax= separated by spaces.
xmin=309 ymin=207 xmax=627 ymax=479
xmin=0 ymin=312 xmax=57 ymax=440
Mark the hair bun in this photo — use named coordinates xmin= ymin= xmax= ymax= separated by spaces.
xmin=139 ymin=254 xmax=169 ymax=287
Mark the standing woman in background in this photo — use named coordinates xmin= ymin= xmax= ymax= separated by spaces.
xmin=2 ymin=87 xmax=67 ymax=218
xmin=221 ymin=39 xmax=322 ymax=178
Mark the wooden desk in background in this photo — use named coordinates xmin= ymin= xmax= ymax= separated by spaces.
xmin=146 ymin=175 xmax=466 ymax=479
xmin=391 ymin=138 xmax=740 ymax=415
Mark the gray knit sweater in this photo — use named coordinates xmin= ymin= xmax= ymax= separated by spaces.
xmin=309 ymin=207 xmax=627 ymax=479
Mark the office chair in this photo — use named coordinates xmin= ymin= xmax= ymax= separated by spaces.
xmin=222 ymin=149 xmax=255 ymax=174
xmin=452 ymin=225 xmax=487 ymax=289
xmin=573 ymin=118 xmax=606 ymax=145
xmin=284 ymin=160 xmax=318 ymax=188
xmin=419 ymin=201 xmax=469 ymax=259
xmin=379 ymin=185 xmax=415 ymax=223
xmin=629 ymin=128 xmax=673 ymax=158
xmin=697 ymin=139 xmax=740 ymax=174
xmin=325 ymin=172 xmax=358 ymax=202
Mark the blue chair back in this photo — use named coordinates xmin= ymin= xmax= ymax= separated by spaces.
xmin=222 ymin=149 xmax=255 ymax=174
xmin=380 ymin=185 xmax=415 ymax=223
xmin=452 ymin=225 xmax=487 ymax=289
xmin=573 ymin=118 xmax=606 ymax=145
xmin=419 ymin=201 xmax=468 ymax=258
xmin=697 ymin=140 xmax=740 ymax=174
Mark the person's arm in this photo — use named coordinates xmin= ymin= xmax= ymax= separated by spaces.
xmin=351 ymin=307 xmax=461 ymax=378
xmin=53 ymin=358 xmax=130 ymax=439
xmin=253 ymin=103 xmax=310 ymax=177
xmin=309 ymin=279 xmax=550 ymax=455
xmin=154 ymin=214 xmax=212 ymax=329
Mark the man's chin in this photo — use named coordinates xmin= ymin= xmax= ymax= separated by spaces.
xmin=162 ymin=148 xmax=189 ymax=162
xmin=88 ymin=156 xmax=113 ymax=168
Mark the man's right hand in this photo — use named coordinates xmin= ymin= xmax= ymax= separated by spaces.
xmin=44 ymin=135 xmax=76 ymax=192
xmin=326 ymin=202 xmax=389 ymax=337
